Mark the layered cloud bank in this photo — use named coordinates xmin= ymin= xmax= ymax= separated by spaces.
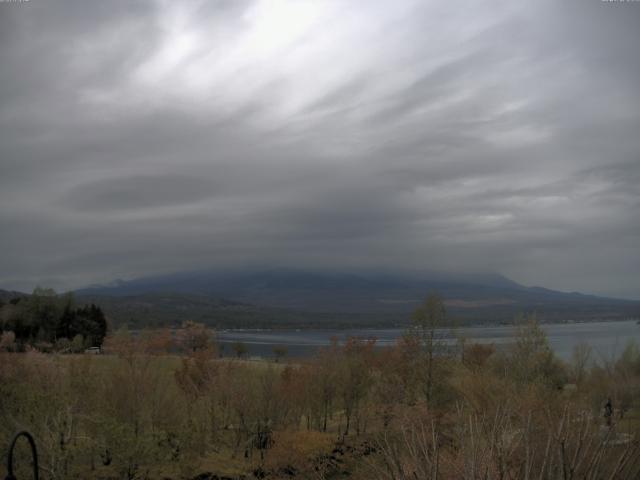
xmin=0 ymin=0 xmax=639 ymax=298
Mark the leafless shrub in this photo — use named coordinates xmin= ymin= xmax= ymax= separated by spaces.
xmin=371 ymin=404 xmax=640 ymax=480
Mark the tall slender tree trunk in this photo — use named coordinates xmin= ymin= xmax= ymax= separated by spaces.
xmin=323 ymin=399 xmax=328 ymax=432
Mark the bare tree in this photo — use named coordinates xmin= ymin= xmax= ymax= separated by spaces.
xmin=412 ymin=293 xmax=447 ymax=406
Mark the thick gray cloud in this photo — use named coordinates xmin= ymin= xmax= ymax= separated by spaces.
xmin=0 ymin=0 xmax=639 ymax=298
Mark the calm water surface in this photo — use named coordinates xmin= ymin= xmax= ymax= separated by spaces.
xmin=217 ymin=320 xmax=640 ymax=361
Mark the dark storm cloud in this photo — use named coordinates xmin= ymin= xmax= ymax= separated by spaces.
xmin=0 ymin=0 xmax=639 ymax=298
xmin=63 ymin=174 xmax=219 ymax=212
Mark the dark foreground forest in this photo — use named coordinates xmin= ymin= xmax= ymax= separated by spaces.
xmin=2 ymin=296 xmax=640 ymax=479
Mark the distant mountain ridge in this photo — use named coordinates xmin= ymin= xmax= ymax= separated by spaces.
xmin=77 ymin=269 xmax=529 ymax=299
xmin=74 ymin=268 xmax=640 ymax=328
xmin=0 ymin=289 xmax=28 ymax=302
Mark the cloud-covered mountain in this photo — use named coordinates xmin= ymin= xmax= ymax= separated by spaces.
xmin=76 ymin=269 xmax=640 ymax=327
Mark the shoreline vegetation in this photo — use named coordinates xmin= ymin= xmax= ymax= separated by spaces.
xmin=2 ymin=294 xmax=640 ymax=479
xmin=4 ymin=286 xmax=638 ymax=337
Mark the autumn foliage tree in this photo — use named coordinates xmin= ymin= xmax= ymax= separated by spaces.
xmin=3 ymin=304 xmax=640 ymax=479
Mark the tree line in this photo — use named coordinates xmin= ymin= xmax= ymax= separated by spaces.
xmin=0 ymin=287 xmax=107 ymax=352
xmin=1 ymin=294 xmax=640 ymax=479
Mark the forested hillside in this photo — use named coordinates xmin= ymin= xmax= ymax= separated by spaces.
xmin=76 ymin=269 xmax=640 ymax=328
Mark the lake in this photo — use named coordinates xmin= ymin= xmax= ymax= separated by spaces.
xmin=217 ymin=320 xmax=640 ymax=361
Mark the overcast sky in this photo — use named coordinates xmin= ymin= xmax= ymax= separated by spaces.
xmin=0 ymin=0 xmax=639 ymax=298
